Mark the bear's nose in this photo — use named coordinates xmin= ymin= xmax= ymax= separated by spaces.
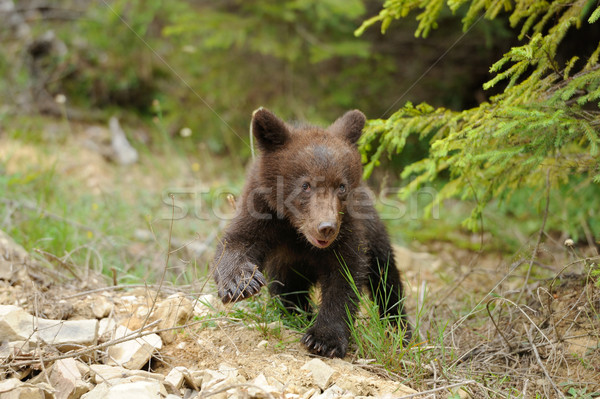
xmin=318 ymin=222 xmax=337 ymax=239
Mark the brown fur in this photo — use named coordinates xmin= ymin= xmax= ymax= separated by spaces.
xmin=213 ymin=108 xmax=411 ymax=358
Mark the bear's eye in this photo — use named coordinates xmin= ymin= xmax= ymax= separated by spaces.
xmin=302 ymin=182 xmax=311 ymax=192
xmin=339 ymin=184 xmax=346 ymax=194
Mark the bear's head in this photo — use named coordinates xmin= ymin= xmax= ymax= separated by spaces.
xmin=251 ymin=108 xmax=367 ymax=249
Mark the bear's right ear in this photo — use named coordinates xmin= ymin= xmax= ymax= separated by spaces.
xmin=252 ymin=108 xmax=290 ymax=152
xmin=328 ymin=109 xmax=366 ymax=145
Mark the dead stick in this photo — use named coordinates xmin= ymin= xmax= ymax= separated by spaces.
xmin=394 ymin=380 xmax=477 ymax=399
xmin=486 ymin=299 xmax=514 ymax=351
xmin=525 ymin=324 xmax=565 ymax=399
xmin=34 ymin=248 xmax=82 ymax=281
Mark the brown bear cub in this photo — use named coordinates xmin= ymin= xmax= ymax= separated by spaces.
xmin=213 ymin=108 xmax=411 ymax=358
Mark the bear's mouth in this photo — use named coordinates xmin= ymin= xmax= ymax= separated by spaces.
xmin=310 ymin=236 xmax=332 ymax=249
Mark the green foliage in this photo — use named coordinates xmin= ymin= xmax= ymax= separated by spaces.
xmin=358 ymin=0 xmax=600 ymax=241
xmin=160 ymin=0 xmax=387 ymax=154
xmin=591 ymin=260 xmax=600 ymax=289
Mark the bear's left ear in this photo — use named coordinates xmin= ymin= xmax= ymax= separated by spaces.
xmin=252 ymin=108 xmax=290 ymax=152
xmin=328 ymin=110 xmax=366 ymax=145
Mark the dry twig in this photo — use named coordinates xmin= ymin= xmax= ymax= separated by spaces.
xmin=525 ymin=324 xmax=565 ymax=399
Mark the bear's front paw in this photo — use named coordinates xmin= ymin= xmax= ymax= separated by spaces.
xmin=217 ymin=262 xmax=267 ymax=303
xmin=301 ymin=325 xmax=348 ymax=358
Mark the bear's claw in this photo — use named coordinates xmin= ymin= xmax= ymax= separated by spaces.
xmin=301 ymin=330 xmax=347 ymax=358
xmin=218 ymin=265 xmax=266 ymax=303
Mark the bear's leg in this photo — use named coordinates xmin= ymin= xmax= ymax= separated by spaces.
xmin=301 ymin=263 xmax=361 ymax=358
xmin=368 ymin=244 xmax=412 ymax=343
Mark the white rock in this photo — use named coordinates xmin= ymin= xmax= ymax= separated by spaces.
xmin=247 ymin=373 xmax=279 ymax=397
xmin=193 ymin=294 xmax=223 ymax=317
xmin=151 ymin=293 xmax=193 ymax=344
xmin=182 ymin=370 xmax=203 ymax=390
xmin=89 ymin=364 xmax=164 ymax=384
xmin=82 ymin=379 xmax=167 ymax=399
xmin=91 ymin=296 xmax=112 ymax=319
xmin=202 ymin=375 xmax=245 ymax=399
xmin=0 ymin=340 xmax=32 ymax=359
xmin=105 ymin=333 xmax=162 ymax=370
xmin=109 ymin=116 xmax=138 ymax=165
xmin=0 ymin=378 xmax=54 ymax=399
xmin=301 ymin=358 xmax=335 ymax=390
xmin=165 ymin=366 xmax=187 ymax=390
xmin=201 ymin=369 xmax=226 ymax=388
xmin=49 ymin=358 xmax=90 ymax=399
xmin=0 ymin=305 xmax=97 ymax=349
xmin=97 ymin=318 xmax=118 ymax=341
xmin=300 ymin=387 xmax=318 ymax=399
xmin=218 ymin=362 xmax=238 ymax=379
xmin=256 ymin=340 xmax=268 ymax=349
xmin=0 ymin=378 xmax=23 ymax=393
xmin=313 ymin=384 xmax=346 ymax=399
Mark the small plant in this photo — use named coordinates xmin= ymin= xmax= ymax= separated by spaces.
xmin=591 ymin=261 xmax=600 ymax=289
xmin=342 ymin=260 xmax=410 ymax=372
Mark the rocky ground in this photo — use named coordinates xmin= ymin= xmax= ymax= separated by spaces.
xmin=1 ymin=228 xmax=421 ymax=398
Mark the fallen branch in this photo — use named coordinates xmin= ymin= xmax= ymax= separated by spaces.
xmin=525 ymin=324 xmax=565 ymax=399
xmin=34 ymin=248 xmax=82 ymax=281
xmin=395 ymin=380 xmax=477 ymax=399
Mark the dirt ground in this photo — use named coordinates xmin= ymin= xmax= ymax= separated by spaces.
xmin=2 ymin=225 xmax=599 ymax=398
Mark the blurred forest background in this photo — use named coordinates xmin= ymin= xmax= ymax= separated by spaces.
xmin=0 ymin=0 xmax=599 ymax=279
xmin=1 ymin=0 xmax=514 ymax=150
xmin=1 ymin=2 xmax=599 ymax=396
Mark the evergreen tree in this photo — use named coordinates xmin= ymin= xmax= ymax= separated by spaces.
xmin=357 ymin=0 xmax=600 ymax=240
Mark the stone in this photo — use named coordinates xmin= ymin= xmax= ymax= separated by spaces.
xmin=301 ymin=358 xmax=335 ymax=390
xmin=150 ymin=293 xmax=193 ymax=344
xmin=193 ymin=294 xmax=224 ymax=317
xmin=165 ymin=366 xmax=187 ymax=390
xmin=0 ymin=305 xmax=97 ymax=349
xmin=108 ymin=116 xmax=138 ymax=165
xmin=0 ymin=379 xmax=23 ymax=393
xmin=201 ymin=369 xmax=227 ymax=388
xmin=182 ymin=370 xmax=203 ymax=390
xmin=89 ymin=364 xmax=164 ymax=384
xmin=91 ymin=296 xmax=112 ymax=319
xmin=217 ymin=362 xmax=238 ymax=378
xmin=82 ymin=379 xmax=167 ymax=399
xmin=49 ymin=358 xmax=90 ymax=399
xmin=97 ymin=318 xmax=117 ymax=341
xmin=0 ymin=378 xmax=53 ymax=399
xmin=313 ymin=384 xmax=347 ymax=399
xmin=0 ymin=229 xmax=30 ymax=264
xmin=300 ymin=388 xmax=318 ymax=399
xmin=247 ymin=373 xmax=280 ymax=397
xmin=202 ymin=375 xmax=245 ymax=399
xmin=256 ymin=340 xmax=268 ymax=349
xmin=0 ymin=340 xmax=32 ymax=359
xmin=104 ymin=331 xmax=162 ymax=370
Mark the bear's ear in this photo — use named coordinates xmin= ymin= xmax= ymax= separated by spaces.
xmin=328 ymin=110 xmax=366 ymax=145
xmin=252 ymin=108 xmax=290 ymax=152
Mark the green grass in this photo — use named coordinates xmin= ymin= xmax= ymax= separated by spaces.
xmin=0 ymin=114 xmax=244 ymax=285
